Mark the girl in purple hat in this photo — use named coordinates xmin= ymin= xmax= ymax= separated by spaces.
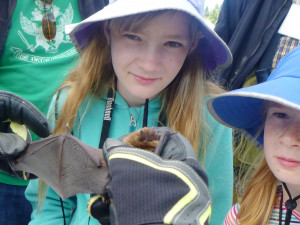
xmin=207 ymin=46 xmax=300 ymax=224
xmin=25 ymin=0 xmax=233 ymax=224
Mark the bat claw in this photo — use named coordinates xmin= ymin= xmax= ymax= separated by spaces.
xmin=66 ymin=123 xmax=70 ymax=133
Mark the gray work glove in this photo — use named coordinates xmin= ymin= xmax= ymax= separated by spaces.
xmin=102 ymin=127 xmax=212 ymax=225
xmin=0 ymin=91 xmax=51 ymax=179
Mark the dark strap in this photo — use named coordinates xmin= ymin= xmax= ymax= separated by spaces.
xmin=59 ymin=197 xmax=67 ymax=225
xmin=99 ymin=88 xmax=115 ymax=149
xmin=281 ymin=182 xmax=300 ymax=225
xmin=143 ymin=99 xmax=149 ymax=128
xmin=54 ymin=90 xmax=61 ymax=121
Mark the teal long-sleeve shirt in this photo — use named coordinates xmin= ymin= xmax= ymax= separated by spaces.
xmin=25 ymin=90 xmax=233 ymax=225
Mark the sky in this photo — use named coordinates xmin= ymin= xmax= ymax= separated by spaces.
xmin=205 ymin=0 xmax=224 ymax=10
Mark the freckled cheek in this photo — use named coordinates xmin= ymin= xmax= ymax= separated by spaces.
xmin=166 ymin=54 xmax=187 ymax=70
xmin=264 ymin=129 xmax=277 ymax=168
xmin=111 ymin=48 xmax=137 ymax=69
xmin=264 ymin=141 xmax=277 ymax=170
xmin=264 ymin=120 xmax=281 ymax=145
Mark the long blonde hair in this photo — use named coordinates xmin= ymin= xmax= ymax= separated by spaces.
xmin=237 ymin=157 xmax=278 ymax=225
xmin=235 ymin=102 xmax=279 ymax=224
xmin=38 ymin=10 xmax=224 ymax=207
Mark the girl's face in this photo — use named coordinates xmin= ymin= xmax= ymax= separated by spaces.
xmin=264 ymin=103 xmax=300 ymax=188
xmin=104 ymin=11 xmax=199 ymax=107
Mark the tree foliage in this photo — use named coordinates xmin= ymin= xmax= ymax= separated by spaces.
xmin=205 ymin=4 xmax=221 ymax=25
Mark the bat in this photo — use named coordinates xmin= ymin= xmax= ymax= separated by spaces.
xmin=122 ymin=127 xmax=159 ymax=151
xmin=10 ymin=127 xmax=160 ymax=200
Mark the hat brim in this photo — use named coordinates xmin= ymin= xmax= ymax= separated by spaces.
xmin=207 ymin=76 xmax=300 ymax=145
xmin=65 ymin=0 xmax=232 ymax=72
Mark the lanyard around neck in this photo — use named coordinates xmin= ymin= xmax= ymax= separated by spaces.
xmin=99 ymin=88 xmax=115 ymax=148
xmin=98 ymin=89 xmax=153 ymax=149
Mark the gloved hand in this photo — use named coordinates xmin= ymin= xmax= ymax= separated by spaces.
xmin=102 ymin=127 xmax=212 ymax=225
xmin=0 ymin=91 xmax=51 ymax=179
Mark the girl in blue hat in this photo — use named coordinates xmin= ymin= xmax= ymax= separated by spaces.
xmin=208 ymin=46 xmax=300 ymax=224
xmin=25 ymin=0 xmax=234 ymax=224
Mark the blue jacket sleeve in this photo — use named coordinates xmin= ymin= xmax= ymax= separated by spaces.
xmin=201 ymin=106 xmax=233 ymax=225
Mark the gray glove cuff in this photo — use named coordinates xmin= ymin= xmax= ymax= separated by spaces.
xmin=104 ymin=139 xmax=212 ymax=225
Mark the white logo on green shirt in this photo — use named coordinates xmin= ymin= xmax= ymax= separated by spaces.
xmin=10 ymin=1 xmax=77 ymax=63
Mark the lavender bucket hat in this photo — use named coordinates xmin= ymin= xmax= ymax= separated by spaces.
xmin=65 ymin=0 xmax=232 ymax=72
xmin=207 ymin=46 xmax=300 ymax=147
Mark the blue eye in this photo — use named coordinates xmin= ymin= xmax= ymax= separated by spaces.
xmin=124 ymin=34 xmax=140 ymax=41
xmin=167 ymin=41 xmax=182 ymax=48
xmin=273 ymin=112 xmax=288 ymax=119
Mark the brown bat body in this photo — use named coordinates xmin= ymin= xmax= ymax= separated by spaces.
xmin=122 ymin=127 xmax=159 ymax=152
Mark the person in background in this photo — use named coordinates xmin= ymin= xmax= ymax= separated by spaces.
xmin=214 ymin=0 xmax=300 ymax=90
xmin=207 ymin=46 xmax=300 ymax=224
xmin=25 ymin=0 xmax=234 ymax=224
xmin=214 ymin=0 xmax=300 ymax=202
xmin=0 ymin=0 xmax=106 ymax=224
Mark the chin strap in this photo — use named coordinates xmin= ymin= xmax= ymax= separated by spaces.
xmin=281 ymin=182 xmax=300 ymax=225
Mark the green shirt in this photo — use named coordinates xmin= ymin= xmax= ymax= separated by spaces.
xmin=0 ymin=0 xmax=81 ymax=185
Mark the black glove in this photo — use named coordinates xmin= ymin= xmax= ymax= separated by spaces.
xmin=0 ymin=91 xmax=51 ymax=179
xmin=102 ymin=127 xmax=212 ymax=225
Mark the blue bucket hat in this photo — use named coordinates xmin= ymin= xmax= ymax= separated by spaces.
xmin=207 ymin=46 xmax=300 ymax=146
xmin=65 ymin=0 xmax=232 ymax=72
